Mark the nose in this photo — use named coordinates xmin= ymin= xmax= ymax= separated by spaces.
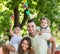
xmin=30 ymin=26 xmax=33 ymax=30
xmin=23 ymin=44 xmax=27 ymax=48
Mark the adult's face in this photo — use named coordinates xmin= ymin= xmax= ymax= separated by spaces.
xmin=22 ymin=40 xmax=29 ymax=51
xmin=27 ymin=22 xmax=36 ymax=34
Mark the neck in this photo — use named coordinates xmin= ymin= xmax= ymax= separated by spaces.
xmin=41 ymin=26 xmax=48 ymax=29
xmin=24 ymin=50 xmax=27 ymax=54
xmin=16 ymin=33 xmax=20 ymax=36
xmin=29 ymin=31 xmax=37 ymax=38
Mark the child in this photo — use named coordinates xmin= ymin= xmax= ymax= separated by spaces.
xmin=18 ymin=37 xmax=34 ymax=54
xmin=37 ymin=17 xmax=51 ymax=54
xmin=2 ymin=24 xmax=22 ymax=54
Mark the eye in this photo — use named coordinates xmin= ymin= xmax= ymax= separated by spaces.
xmin=32 ymin=25 xmax=34 ymax=27
xmin=17 ymin=29 xmax=20 ymax=31
xmin=27 ymin=26 xmax=30 ymax=28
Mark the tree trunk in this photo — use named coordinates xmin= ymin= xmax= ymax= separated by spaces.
xmin=14 ymin=6 xmax=19 ymax=28
xmin=14 ymin=7 xmax=28 ymax=29
xmin=20 ymin=8 xmax=28 ymax=29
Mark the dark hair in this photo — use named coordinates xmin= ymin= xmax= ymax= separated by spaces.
xmin=18 ymin=37 xmax=34 ymax=54
xmin=28 ymin=19 xmax=35 ymax=23
xmin=40 ymin=17 xmax=50 ymax=26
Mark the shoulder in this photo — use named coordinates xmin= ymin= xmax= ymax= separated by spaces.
xmin=42 ymin=33 xmax=51 ymax=40
xmin=46 ymin=27 xmax=50 ymax=30
xmin=46 ymin=27 xmax=51 ymax=32
xmin=24 ymin=34 xmax=32 ymax=38
xmin=36 ymin=26 xmax=40 ymax=31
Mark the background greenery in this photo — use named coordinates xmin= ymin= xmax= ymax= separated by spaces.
xmin=0 ymin=0 xmax=60 ymax=48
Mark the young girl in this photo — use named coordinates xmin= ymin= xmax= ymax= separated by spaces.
xmin=3 ymin=24 xmax=22 ymax=54
xmin=18 ymin=37 xmax=34 ymax=54
xmin=37 ymin=17 xmax=51 ymax=54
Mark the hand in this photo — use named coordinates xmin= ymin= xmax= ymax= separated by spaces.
xmin=39 ymin=31 xmax=42 ymax=35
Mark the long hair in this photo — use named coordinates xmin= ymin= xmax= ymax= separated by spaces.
xmin=18 ymin=37 xmax=34 ymax=54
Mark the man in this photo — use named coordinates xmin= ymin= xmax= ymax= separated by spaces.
xmin=27 ymin=19 xmax=56 ymax=54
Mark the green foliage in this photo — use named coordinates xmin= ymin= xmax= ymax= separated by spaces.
xmin=0 ymin=10 xmax=12 ymax=34
xmin=0 ymin=0 xmax=60 ymax=37
xmin=0 ymin=2 xmax=12 ymax=35
xmin=34 ymin=18 xmax=40 ymax=26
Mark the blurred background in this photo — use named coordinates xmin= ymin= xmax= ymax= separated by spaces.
xmin=0 ymin=0 xmax=60 ymax=49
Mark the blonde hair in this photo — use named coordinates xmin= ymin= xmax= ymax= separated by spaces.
xmin=13 ymin=27 xmax=21 ymax=33
xmin=40 ymin=17 xmax=50 ymax=26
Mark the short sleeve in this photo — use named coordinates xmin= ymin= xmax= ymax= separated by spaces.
xmin=46 ymin=27 xmax=51 ymax=32
xmin=42 ymin=33 xmax=51 ymax=40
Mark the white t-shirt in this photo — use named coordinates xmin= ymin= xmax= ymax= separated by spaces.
xmin=9 ymin=34 xmax=22 ymax=46
xmin=28 ymin=33 xmax=51 ymax=54
xmin=9 ymin=34 xmax=22 ymax=54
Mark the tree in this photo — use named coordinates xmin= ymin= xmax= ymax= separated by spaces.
xmin=0 ymin=0 xmax=59 ymax=34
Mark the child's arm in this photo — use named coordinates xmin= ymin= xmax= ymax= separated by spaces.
xmin=36 ymin=27 xmax=42 ymax=35
xmin=38 ymin=30 xmax=42 ymax=35
xmin=10 ymin=24 xmax=14 ymax=36
xmin=2 ymin=44 xmax=16 ymax=52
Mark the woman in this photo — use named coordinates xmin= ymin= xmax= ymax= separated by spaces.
xmin=18 ymin=37 xmax=34 ymax=54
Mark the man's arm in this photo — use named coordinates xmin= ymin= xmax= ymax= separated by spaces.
xmin=48 ymin=36 xmax=56 ymax=54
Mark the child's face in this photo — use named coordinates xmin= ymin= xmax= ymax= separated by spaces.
xmin=21 ymin=40 xmax=29 ymax=51
xmin=15 ymin=27 xmax=21 ymax=35
xmin=41 ymin=19 xmax=48 ymax=28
